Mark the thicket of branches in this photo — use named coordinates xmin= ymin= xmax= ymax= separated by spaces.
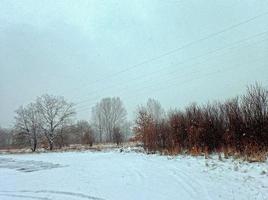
xmin=91 ymin=97 xmax=130 ymax=144
xmin=134 ymin=83 xmax=268 ymax=161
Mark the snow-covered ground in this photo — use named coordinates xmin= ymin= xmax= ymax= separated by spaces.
xmin=0 ymin=150 xmax=267 ymax=200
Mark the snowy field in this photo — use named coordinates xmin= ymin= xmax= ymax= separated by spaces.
xmin=0 ymin=150 xmax=267 ymax=200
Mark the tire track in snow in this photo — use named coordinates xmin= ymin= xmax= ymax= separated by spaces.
xmin=128 ymin=155 xmax=204 ymax=199
xmin=0 ymin=193 xmax=52 ymax=200
xmin=0 ymin=157 xmax=64 ymax=172
xmin=142 ymin=156 xmax=198 ymax=199
xmin=126 ymin=166 xmax=145 ymax=183
xmin=169 ymin=165 xmax=212 ymax=200
xmin=123 ymin=156 xmax=146 ymax=184
xmin=127 ymin=155 xmax=207 ymax=199
xmin=165 ymin=167 xmax=198 ymax=199
xmin=0 ymin=190 xmax=105 ymax=200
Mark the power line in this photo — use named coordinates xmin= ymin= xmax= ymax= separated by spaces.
xmin=75 ymin=62 xmax=266 ymax=114
xmin=126 ymin=58 xmax=268 ymax=106
xmin=65 ymin=10 xmax=268 ymax=99
xmin=75 ymin=51 xmax=268 ymax=113
xmin=73 ymin=31 xmax=268 ymax=107
xmin=76 ymin=58 xmax=267 ymax=113
xmin=74 ymin=37 xmax=268 ymax=110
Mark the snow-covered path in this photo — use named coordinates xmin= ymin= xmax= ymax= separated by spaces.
xmin=0 ymin=150 xmax=267 ymax=200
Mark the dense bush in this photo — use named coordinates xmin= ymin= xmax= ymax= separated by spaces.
xmin=134 ymin=83 xmax=268 ymax=161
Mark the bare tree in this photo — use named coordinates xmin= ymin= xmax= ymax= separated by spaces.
xmin=113 ymin=127 xmax=123 ymax=146
xmin=82 ymin=129 xmax=94 ymax=147
xmin=120 ymin=121 xmax=132 ymax=141
xmin=54 ymin=122 xmax=71 ymax=148
xmin=91 ymin=97 xmax=127 ymax=142
xmin=14 ymin=103 xmax=40 ymax=151
xmin=146 ymin=98 xmax=165 ymax=122
xmin=77 ymin=120 xmax=90 ymax=141
xmin=91 ymin=106 xmax=104 ymax=143
xmin=0 ymin=127 xmax=12 ymax=149
xmin=36 ymin=94 xmax=75 ymax=150
xmin=77 ymin=120 xmax=95 ymax=145
xmin=134 ymin=105 xmax=155 ymax=150
xmin=242 ymin=83 xmax=268 ymax=145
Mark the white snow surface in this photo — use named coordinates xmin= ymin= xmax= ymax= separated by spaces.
xmin=0 ymin=149 xmax=267 ymax=200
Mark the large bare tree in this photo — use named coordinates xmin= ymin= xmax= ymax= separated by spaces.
xmin=14 ymin=103 xmax=40 ymax=151
xmin=91 ymin=97 xmax=127 ymax=142
xmin=36 ymin=94 xmax=75 ymax=150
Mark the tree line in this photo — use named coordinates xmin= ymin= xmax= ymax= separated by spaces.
xmin=0 ymin=83 xmax=267 ymax=160
xmin=134 ymin=83 xmax=268 ymax=161
xmin=0 ymin=95 xmax=131 ymax=151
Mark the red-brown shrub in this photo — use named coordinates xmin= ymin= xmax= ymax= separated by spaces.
xmin=134 ymin=83 xmax=268 ymax=161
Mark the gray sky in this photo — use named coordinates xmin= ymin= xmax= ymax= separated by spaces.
xmin=1 ymin=0 xmax=268 ymax=128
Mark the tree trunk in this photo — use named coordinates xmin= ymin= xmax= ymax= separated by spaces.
xmin=47 ymin=136 xmax=54 ymax=150
xmin=99 ymin=131 xmax=102 ymax=143
xmin=46 ymin=131 xmax=54 ymax=150
xmin=49 ymin=141 xmax=53 ymax=150
xmin=31 ymin=138 xmax=37 ymax=152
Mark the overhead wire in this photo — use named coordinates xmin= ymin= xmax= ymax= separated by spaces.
xmin=74 ymin=32 xmax=268 ymax=109
xmin=61 ymin=10 xmax=268 ymax=100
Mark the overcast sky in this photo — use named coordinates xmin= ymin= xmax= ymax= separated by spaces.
xmin=1 ymin=0 xmax=268 ymax=128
